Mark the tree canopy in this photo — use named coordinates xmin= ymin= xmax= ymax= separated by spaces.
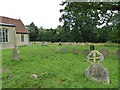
xmin=59 ymin=2 xmax=120 ymax=43
xmin=27 ymin=2 xmax=120 ymax=43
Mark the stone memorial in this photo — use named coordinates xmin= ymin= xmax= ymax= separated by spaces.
xmin=62 ymin=48 xmax=67 ymax=53
xmin=41 ymin=42 xmax=48 ymax=46
xmin=72 ymin=48 xmax=79 ymax=55
xmin=82 ymin=49 xmax=89 ymax=56
xmin=85 ymin=50 xmax=110 ymax=84
xmin=12 ymin=44 xmax=19 ymax=61
xmin=100 ymin=48 xmax=108 ymax=58
xmin=56 ymin=47 xmax=61 ymax=52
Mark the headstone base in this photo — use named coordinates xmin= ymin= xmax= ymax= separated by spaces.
xmin=85 ymin=63 xmax=110 ymax=84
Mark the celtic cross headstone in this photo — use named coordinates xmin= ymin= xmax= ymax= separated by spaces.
xmin=85 ymin=50 xmax=110 ymax=84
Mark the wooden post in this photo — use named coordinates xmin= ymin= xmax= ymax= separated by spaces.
xmin=90 ymin=45 xmax=95 ymax=51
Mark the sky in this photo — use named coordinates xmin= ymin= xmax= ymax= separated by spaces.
xmin=0 ymin=0 xmax=64 ymax=29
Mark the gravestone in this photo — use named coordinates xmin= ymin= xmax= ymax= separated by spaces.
xmin=82 ymin=49 xmax=89 ymax=56
xmin=116 ymin=49 xmax=120 ymax=59
xmin=100 ymin=48 xmax=108 ymax=58
xmin=85 ymin=50 xmax=110 ymax=84
xmin=72 ymin=48 xmax=79 ymax=55
xmin=12 ymin=44 xmax=19 ymax=61
xmin=41 ymin=42 xmax=48 ymax=46
xmin=90 ymin=45 xmax=95 ymax=51
xmin=62 ymin=48 xmax=67 ymax=53
xmin=56 ymin=47 xmax=61 ymax=52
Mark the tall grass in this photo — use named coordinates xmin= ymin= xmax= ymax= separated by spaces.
xmin=2 ymin=44 xmax=119 ymax=88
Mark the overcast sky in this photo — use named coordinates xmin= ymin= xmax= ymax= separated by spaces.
xmin=0 ymin=0 xmax=64 ymax=29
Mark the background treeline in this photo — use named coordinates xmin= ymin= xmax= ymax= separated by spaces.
xmin=27 ymin=2 xmax=120 ymax=43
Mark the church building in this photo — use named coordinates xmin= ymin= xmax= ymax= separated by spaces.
xmin=0 ymin=16 xmax=29 ymax=49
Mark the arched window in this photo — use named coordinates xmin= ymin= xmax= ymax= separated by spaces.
xmin=0 ymin=28 xmax=8 ymax=42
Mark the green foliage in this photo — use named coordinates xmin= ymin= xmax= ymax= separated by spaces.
xmin=26 ymin=2 xmax=119 ymax=43
xmin=2 ymin=45 xmax=118 ymax=88
xmin=59 ymin=2 xmax=119 ymax=43
xmin=27 ymin=22 xmax=39 ymax=41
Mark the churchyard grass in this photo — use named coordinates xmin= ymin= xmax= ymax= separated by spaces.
xmin=2 ymin=44 xmax=119 ymax=88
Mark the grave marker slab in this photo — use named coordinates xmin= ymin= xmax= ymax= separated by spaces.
xmin=72 ymin=48 xmax=79 ymax=55
xmin=85 ymin=50 xmax=110 ymax=84
xmin=56 ymin=47 xmax=61 ymax=52
xmin=41 ymin=42 xmax=48 ymax=46
xmin=62 ymin=48 xmax=67 ymax=53
xmin=100 ymin=48 xmax=108 ymax=58
xmin=82 ymin=49 xmax=89 ymax=56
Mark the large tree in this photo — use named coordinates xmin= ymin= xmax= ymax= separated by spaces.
xmin=59 ymin=2 xmax=120 ymax=43
xmin=27 ymin=22 xmax=39 ymax=41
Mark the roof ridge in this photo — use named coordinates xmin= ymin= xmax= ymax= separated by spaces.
xmin=0 ymin=16 xmax=19 ymax=21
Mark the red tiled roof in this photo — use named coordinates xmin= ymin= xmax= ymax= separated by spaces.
xmin=0 ymin=16 xmax=29 ymax=34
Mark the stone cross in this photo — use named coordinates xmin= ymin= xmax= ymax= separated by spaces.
xmin=85 ymin=50 xmax=110 ymax=84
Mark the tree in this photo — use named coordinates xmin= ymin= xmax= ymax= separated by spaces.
xmin=59 ymin=2 xmax=120 ymax=43
xmin=27 ymin=22 xmax=39 ymax=41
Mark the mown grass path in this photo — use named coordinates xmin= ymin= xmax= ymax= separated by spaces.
xmin=2 ymin=44 xmax=118 ymax=88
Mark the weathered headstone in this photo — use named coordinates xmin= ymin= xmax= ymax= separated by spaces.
xmin=56 ymin=47 xmax=61 ymax=52
xmin=90 ymin=45 xmax=95 ymax=51
xmin=85 ymin=50 xmax=110 ymax=84
xmin=41 ymin=42 xmax=48 ymax=46
xmin=116 ymin=49 xmax=120 ymax=59
xmin=72 ymin=48 xmax=79 ymax=55
xmin=12 ymin=44 xmax=19 ymax=61
xmin=82 ymin=49 xmax=89 ymax=56
xmin=100 ymin=48 xmax=108 ymax=58
xmin=62 ymin=48 xmax=67 ymax=53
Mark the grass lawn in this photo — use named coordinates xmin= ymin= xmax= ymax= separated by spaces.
xmin=2 ymin=44 xmax=119 ymax=88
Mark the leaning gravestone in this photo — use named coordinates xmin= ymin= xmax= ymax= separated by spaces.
xmin=56 ymin=47 xmax=61 ymax=52
xmin=72 ymin=48 xmax=79 ymax=55
xmin=12 ymin=44 xmax=19 ymax=61
xmin=41 ymin=42 xmax=48 ymax=46
xmin=85 ymin=50 xmax=110 ymax=84
xmin=62 ymin=48 xmax=67 ymax=53
xmin=82 ymin=49 xmax=89 ymax=56
xmin=100 ymin=48 xmax=108 ymax=58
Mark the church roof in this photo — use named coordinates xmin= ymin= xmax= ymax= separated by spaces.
xmin=0 ymin=16 xmax=29 ymax=34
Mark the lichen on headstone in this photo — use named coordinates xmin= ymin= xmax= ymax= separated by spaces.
xmin=85 ymin=50 xmax=110 ymax=84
